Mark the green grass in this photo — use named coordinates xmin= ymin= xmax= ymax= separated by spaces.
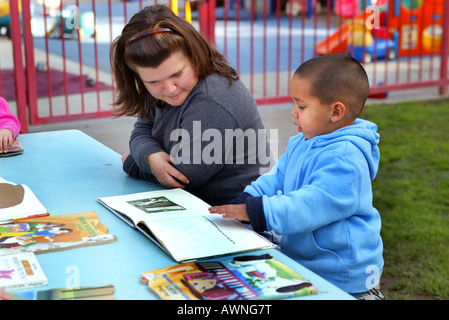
xmin=360 ymin=99 xmax=449 ymax=300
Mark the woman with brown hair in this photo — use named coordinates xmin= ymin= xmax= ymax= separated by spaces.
xmin=110 ymin=5 xmax=272 ymax=206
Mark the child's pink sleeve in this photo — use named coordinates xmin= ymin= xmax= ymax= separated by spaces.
xmin=0 ymin=97 xmax=21 ymax=139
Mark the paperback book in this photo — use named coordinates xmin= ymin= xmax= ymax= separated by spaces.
xmin=0 ymin=211 xmax=116 ymax=255
xmin=142 ymin=253 xmax=318 ymax=300
xmin=98 ymin=188 xmax=275 ymax=263
xmin=0 ymin=252 xmax=47 ymax=291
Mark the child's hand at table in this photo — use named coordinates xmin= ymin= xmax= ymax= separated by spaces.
xmin=209 ymin=204 xmax=250 ymax=223
xmin=0 ymin=289 xmax=11 ymax=300
xmin=0 ymin=128 xmax=13 ymax=153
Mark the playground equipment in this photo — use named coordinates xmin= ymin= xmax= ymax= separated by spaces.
xmin=391 ymin=0 xmax=445 ymax=56
xmin=316 ymin=0 xmax=446 ymax=61
xmin=284 ymin=0 xmax=321 ymax=17
xmin=333 ymin=0 xmax=361 ymax=18
xmin=0 ymin=0 xmax=21 ymax=38
xmin=348 ymin=26 xmax=399 ymax=63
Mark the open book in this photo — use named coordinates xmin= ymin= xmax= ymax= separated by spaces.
xmin=98 ymin=189 xmax=276 ymax=263
xmin=0 ymin=177 xmax=49 ymax=221
xmin=141 ymin=253 xmax=318 ymax=300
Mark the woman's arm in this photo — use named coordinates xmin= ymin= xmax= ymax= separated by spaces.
xmin=128 ymin=118 xmax=189 ymax=188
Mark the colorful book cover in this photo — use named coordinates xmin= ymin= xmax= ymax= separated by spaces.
xmin=0 ymin=252 xmax=47 ymax=290
xmin=142 ymin=253 xmax=318 ymax=300
xmin=0 ymin=211 xmax=116 ymax=255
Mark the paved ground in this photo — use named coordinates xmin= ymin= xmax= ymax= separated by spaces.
xmin=27 ymin=85 xmax=448 ymax=159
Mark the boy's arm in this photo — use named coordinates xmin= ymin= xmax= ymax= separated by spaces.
xmin=263 ymin=152 xmax=362 ymax=235
xmin=245 ymin=196 xmax=267 ymax=231
xmin=208 ymin=204 xmax=249 ymax=222
xmin=210 ymin=193 xmax=267 ymax=231
xmin=210 ymin=145 xmax=292 ymax=230
xmin=244 ymin=150 xmax=288 ymax=197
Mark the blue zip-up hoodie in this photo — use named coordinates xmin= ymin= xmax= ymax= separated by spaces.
xmin=239 ymin=119 xmax=383 ymax=293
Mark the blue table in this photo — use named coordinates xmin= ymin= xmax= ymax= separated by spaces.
xmin=0 ymin=130 xmax=354 ymax=300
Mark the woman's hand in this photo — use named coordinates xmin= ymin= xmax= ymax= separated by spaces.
xmin=147 ymin=151 xmax=190 ymax=188
xmin=209 ymin=204 xmax=250 ymax=223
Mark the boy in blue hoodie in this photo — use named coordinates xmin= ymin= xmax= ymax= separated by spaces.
xmin=209 ymin=54 xmax=385 ymax=299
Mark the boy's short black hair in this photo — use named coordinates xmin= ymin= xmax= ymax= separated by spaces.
xmin=293 ymin=54 xmax=370 ymax=118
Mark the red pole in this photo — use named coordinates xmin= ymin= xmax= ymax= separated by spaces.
xmin=21 ymin=0 xmax=37 ymax=129
xmin=439 ymin=1 xmax=449 ymax=94
xmin=250 ymin=0 xmax=254 ymax=95
xmin=236 ymin=0 xmax=240 ymax=74
xmin=198 ymin=0 xmax=216 ymax=43
xmin=9 ymin=0 xmax=28 ymax=133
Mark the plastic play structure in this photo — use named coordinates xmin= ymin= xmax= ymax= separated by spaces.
xmin=0 ymin=0 xmax=21 ymax=38
xmin=316 ymin=0 xmax=446 ymax=61
xmin=285 ymin=0 xmax=322 ymax=18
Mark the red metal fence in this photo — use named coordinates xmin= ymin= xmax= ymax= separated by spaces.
xmin=1 ymin=0 xmax=448 ymax=132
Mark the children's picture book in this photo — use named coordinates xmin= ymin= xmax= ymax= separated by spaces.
xmin=0 ymin=252 xmax=48 ymax=291
xmin=10 ymin=284 xmax=115 ymax=300
xmin=142 ymin=253 xmax=318 ymax=300
xmin=0 ymin=211 xmax=116 ymax=255
xmin=0 ymin=139 xmax=24 ymax=157
xmin=0 ymin=177 xmax=49 ymax=221
xmin=98 ymin=188 xmax=276 ymax=263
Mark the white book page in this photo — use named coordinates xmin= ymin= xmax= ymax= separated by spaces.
xmin=0 ymin=178 xmax=47 ymax=220
xmin=98 ymin=188 xmax=211 ymax=225
xmin=144 ymin=214 xmax=275 ymax=262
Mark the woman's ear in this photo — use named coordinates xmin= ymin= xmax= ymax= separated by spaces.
xmin=330 ymin=101 xmax=346 ymax=123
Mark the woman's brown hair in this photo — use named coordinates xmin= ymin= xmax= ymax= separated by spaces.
xmin=110 ymin=4 xmax=238 ymax=119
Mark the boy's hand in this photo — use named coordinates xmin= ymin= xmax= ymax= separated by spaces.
xmin=209 ymin=204 xmax=250 ymax=223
